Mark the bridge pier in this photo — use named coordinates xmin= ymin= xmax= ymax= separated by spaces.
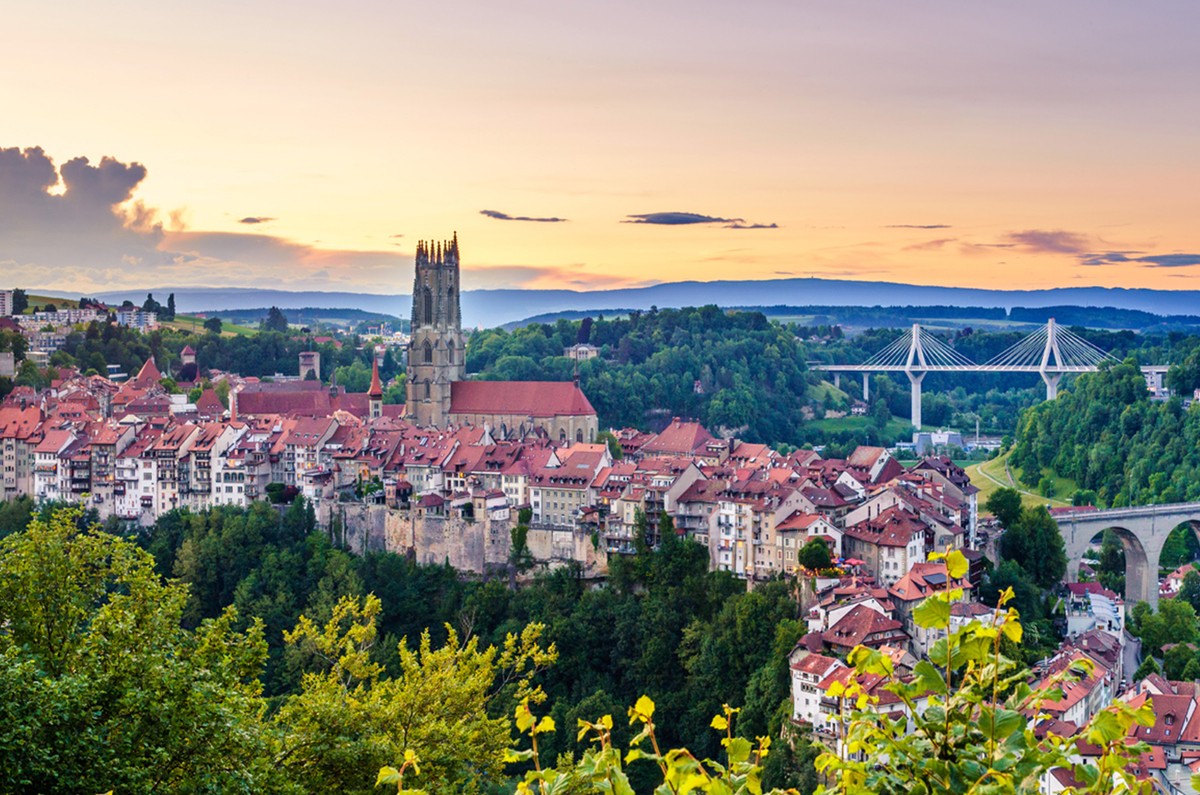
xmin=1041 ymin=371 xmax=1062 ymax=400
xmin=833 ymin=373 xmax=841 ymax=389
xmin=906 ymin=370 xmax=925 ymax=430
xmin=863 ymin=372 xmax=869 ymax=403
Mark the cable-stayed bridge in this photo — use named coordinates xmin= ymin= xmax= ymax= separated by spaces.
xmin=814 ymin=319 xmax=1169 ymax=428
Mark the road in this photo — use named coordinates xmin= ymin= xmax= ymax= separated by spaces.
xmin=1122 ymin=630 xmax=1141 ymax=686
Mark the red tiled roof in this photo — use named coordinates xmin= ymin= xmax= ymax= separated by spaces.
xmin=449 ymin=381 xmax=595 ymax=417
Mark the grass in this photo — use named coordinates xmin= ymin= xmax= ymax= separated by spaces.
xmin=23 ymin=294 xmax=80 ymax=311
xmin=164 ymin=314 xmax=260 ymax=338
xmin=806 ymin=379 xmax=851 ymax=404
xmin=965 ymin=452 xmax=1074 ymax=512
xmin=807 ymin=414 xmax=913 ymax=440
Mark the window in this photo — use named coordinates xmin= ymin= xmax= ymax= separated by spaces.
xmin=421 ymin=287 xmax=433 ymax=325
xmin=423 ymin=340 xmax=433 ymax=364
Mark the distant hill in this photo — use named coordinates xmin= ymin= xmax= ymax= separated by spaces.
xmin=48 ymin=278 xmax=1200 ymax=329
xmin=201 ymin=306 xmax=406 ymax=331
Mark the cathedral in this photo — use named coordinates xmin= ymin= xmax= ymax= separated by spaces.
xmin=405 ymin=235 xmax=599 ymax=444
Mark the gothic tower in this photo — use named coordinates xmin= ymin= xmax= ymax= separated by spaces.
xmin=406 ymin=233 xmax=466 ymax=427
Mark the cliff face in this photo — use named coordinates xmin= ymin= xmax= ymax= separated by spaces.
xmin=325 ymin=503 xmax=607 ymax=577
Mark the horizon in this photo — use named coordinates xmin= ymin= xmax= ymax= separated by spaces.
xmin=4 ymin=1 xmax=1199 ymax=295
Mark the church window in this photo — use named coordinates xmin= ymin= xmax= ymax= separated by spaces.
xmin=576 ymin=429 xmax=583 ymax=443
xmin=423 ymin=340 xmax=433 ymax=364
xmin=424 ymin=381 xmax=431 ymax=399
xmin=422 ymin=287 xmax=433 ymax=325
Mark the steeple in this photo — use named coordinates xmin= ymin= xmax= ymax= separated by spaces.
xmin=368 ymin=355 xmax=383 ymax=421
xmin=406 ymin=233 xmax=466 ymax=427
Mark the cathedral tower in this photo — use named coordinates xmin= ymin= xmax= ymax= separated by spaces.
xmin=406 ymin=233 xmax=466 ymax=427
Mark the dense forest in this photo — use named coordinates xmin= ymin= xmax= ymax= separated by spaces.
xmin=0 ymin=502 xmax=817 ymax=793
xmin=1009 ymin=357 xmax=1200 ymax=506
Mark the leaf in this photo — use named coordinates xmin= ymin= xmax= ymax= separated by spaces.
xmin=634 ymin=694 xmax=655 ymax=721
xmin=515 ymin=701 xmax=536 ymax=733
xmin=723 ymin=736 xmax=752 ymax=765
xmin=913 ymin=660 xmax=948 ymax=695
xmin=913 ymin=595 xmax=952 ymax=629
xmin=1001 ymin=616 xmax=1023 ymax=644
xmin=945 ymin=549 xmax=969 ymax=580
xmin=710 ymin=714 xmax=728 ymax=731
xmin=535 ymin=715 xmax=556 ymax=735
xmin=376 ymin=766 xmax=401 ymax=787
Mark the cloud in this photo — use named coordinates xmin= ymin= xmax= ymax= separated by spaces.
xmin=1080 ymin=251 xmax=1200 ymax=268
xmin=623 ymin=211 xmax=777 ymax=228
xmin=389 ymin=233 xmax=404 ymax=238
xmin=1002 ymin=229 xmax=1091 ymax=254
xmin=480 ymin=209 xmax=568 ymax=223
xmin=462 ymin=264 xmax=640 ymax=290
xmin=904 ymin=237 xmax=957 ymax=251
xmin=238 ymin=216 xmax=275 ymax=224
xmin=886 ymin=224 xmax=952 ymax=229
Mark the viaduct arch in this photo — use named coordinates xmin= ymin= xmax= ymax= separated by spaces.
xmin=1055 ymin=504 xmax=1200 ymax=608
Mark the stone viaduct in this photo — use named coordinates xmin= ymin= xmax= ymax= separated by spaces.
xmin=1056 ymin=503 xmax=1200 ymax=608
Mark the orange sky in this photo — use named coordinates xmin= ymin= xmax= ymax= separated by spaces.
xmin=2 ymin=1 xmax=1199 ymax=295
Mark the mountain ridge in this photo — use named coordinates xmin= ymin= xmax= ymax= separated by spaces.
xmin=35 ymin=277 xmax=1200 ymax=328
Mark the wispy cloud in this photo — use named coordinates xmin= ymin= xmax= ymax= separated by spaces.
xmin=1002 ymin=229 xmax=1091 ymax=254
xmin=886 ymin=223 xmax=951 ymax=229
xmin=623 ymin=211 xmax=777 ymax=228
xmin=480 ymin=209 xmax=568 ymax=223
xmin=904 ymin=237 xmax=957 ymax=251
xmin=1080 ymin=251 xmax=1200 ymax=268
xmin=238 ymin=216 xmax=275 ymax=224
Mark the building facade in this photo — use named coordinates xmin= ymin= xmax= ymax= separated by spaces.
xmin=406 ymin=236 xmax=466 ymax=427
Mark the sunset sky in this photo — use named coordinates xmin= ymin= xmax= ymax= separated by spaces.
xmin=3 ymin=1 xmax=1199 ymax=295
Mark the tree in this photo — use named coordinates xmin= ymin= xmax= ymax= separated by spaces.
xmin=277 ymin=594 xmax=555 ymax=794
xmin=596 ymin=429 xmax=624 ymax=460
xmin=165 ymin=292 xmax=176 ymax=321
xmin=1134 ymin=597 xmax=1199 ymax=656
xmin=1134 ymin=655 xmax=1161 ymax=681
xmin=11 ymin=287 xmax=28 ymax=315
xmin=798 ymin=538 xmax=833 ymax=571
xmin=0 ymin=505 xmax=275 ymax=793
xmin=985 ymin=487 xmax=1022 ymax=529
xmin=204 ymin=316 xmax=223 ymax=334
xmin=999 ymin=505 xmax=1065 ymax=590
xmin=1096 ymin=530 xmax=1126 ymax=596
xmin=1179 ymin=569 xmax=1200 ymax=613
xmin=262 ymin=306 xmax=290 ymax=333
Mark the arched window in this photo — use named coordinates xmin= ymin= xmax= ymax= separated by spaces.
xmin=576 ymin=429 xmax=583 ymax=443
xmin=559 ymin=429 xmax=567 ymax=444
xmin=500 ymin=423 xmax=508 ymax=439
xmin=424 ymin=381 xmax=431 ymax=399
xmin=423 ymin=340 xmax=433 ymax=364
xmin=422 ymin=287 xmax=433 ymax=325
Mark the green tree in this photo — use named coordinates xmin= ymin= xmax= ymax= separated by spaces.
xmin=798 ymin=538 xmax=833 ymax=571
xmin=262 ymin=306 xmax=290 ymax=332
xmin=0 ymin=505 xmax=275 ymax=794
xmin=11 ymin=287 xmax=28 ymax=315
xmin=277 ymin=594 xmax=555 ymax=795
xmin=166 ymin=292 xmax=176 ymax=321
xmin=1179 ymin=569 xmax=1200 ymax=613
xmin=203 ymin=315 xmax=223 ymax=334
xmin=985 ymin=487 xmax=1022 ymax=529
xmin=1134 ymin=597 xmax=1199 ymax=656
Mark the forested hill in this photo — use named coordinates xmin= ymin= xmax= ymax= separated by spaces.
xmin=1009 ymin=349 xmax=1200 ymax=506
xmin=467 ymin=306 xmax=813 ymax=446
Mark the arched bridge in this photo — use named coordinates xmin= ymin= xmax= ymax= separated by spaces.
xmin=1055 ymin=503 xmax=1200 ymax=608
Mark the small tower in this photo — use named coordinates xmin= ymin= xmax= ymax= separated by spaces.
xmin=368 ymin=356 xmax=383 ymax=421
xmin=406 ymin=233 xmax=466 ymax=427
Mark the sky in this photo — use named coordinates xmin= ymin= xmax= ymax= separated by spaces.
xmin=3 ymin=0 xmax=1200 ymax=296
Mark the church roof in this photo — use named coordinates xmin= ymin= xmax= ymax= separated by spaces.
xmin=132 ymin=358 xmax=162 ymax=388
xmin=449 ymin=381 xmax=595 ymax=418
xmin=368 ymin=359 xmax=383 ymax=399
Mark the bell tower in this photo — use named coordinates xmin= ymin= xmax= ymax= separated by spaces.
xmin=406 ymin=233 xmax=466 ymax=427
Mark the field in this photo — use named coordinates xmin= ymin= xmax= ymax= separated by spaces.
xmin=24 ymin=294 xmax=81 ymax=311
xmin=163 ymin=314 xmax=260 ymax=338
xmin=806 ymin=413 xmax=913 ymax=440
xmin=966 ymin=452 xmax=1074 ymax=513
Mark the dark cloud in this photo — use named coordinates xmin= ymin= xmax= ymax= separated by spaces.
xmin=0 ymin=145 xmax=167 ymax=276
xmin=389 ymin=233 xmax=404 ymax=238
xmin=238 ymin=216 xmax=275 ymax=224
xmin=1080 ymin=251 xmax=1200 ymax=268
xmin=480 ymin=209 xmax=568 ymax=223
xmin=886 ymin=224 xmax=952 ymax=229
xmin=623 ymin=211 xmax=777 ymax=228
xmin=1002 ymin=229 xmax=1091 ymax=254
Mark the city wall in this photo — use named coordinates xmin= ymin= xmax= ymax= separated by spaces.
xmin=325 ymin=504 xmax=607 ymax=577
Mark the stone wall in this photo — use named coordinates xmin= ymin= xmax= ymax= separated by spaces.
xmin=324 ymin=503 xmax=608 ymax=576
